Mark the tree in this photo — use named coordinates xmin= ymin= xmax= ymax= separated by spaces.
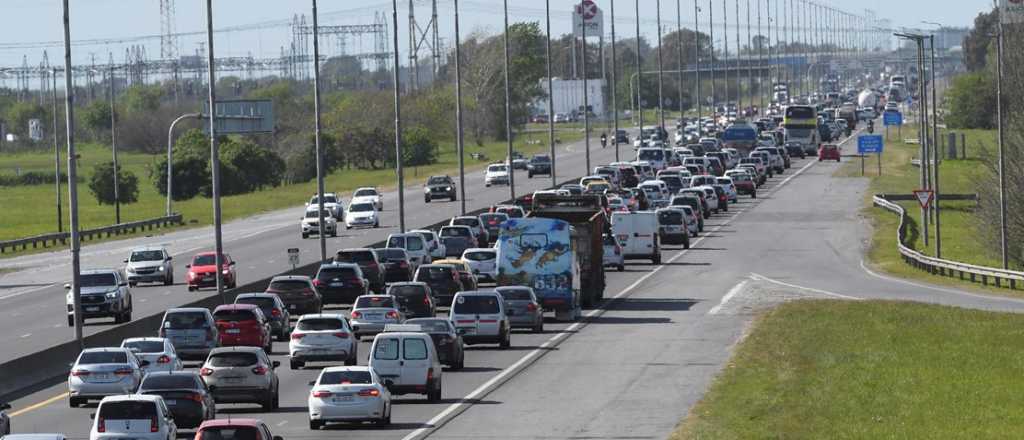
xmin=80 ymin=100 xmax=113 ymax=139
xmin=119 ymin=85 xmax=164 ymax=114
xmin=220 ymin=138 xmax=285 ymax=192
xmin=150 ymin=154 xmax=210 ymax=201
xmin=402 ymin=126 xmax=439 ymax=166
xmin=4 ymin=101 xmax=46 ymax=138
xmin=963 ymin=9 xmax=997 ymax=72
xmin=944 ymin=72 xmax=995 ymax=129
xmin=89 ymin=162 xmax=139 ymax=205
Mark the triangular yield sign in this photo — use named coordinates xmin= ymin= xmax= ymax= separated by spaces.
xmin=912 ymin=190 xmax=933 ymax=208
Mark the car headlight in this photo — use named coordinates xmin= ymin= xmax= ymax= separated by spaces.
xmin=222 ymin=269 xmax=230 ymax=275
xmin=126 ymin=267 xmax=135 ymax=273
xmin=158 ymin=266 xmax=165 ymax=272
xmin=106 ymin=291 xmax=118 ymax=299
xmin=445 ymin=187 xmax=452 ymax=191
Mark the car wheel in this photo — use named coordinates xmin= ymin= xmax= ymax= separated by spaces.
xmin=751 ymin=191 xmax=757 ymax=199
xmin=500 ymin=330 xmax=511 ymax=349
xmin=129 ymin=281 xmax=137 ymax=287
xmin=684 ymin=239 xmax=691 ymax=250
xmin=67 ymin=316 xmax=74 ymax=327
xmin=69 ymin=397 xmax=81 ymax=407
xmin=617 ymin=264 xmax=625 ymax=272
xmin=374 ymin=221 xmax=379 ymax=228
xmin=229 ymin=280 xmax=236 ymax=289
xmin=302 ymin=233 xmax=308 ymax=239
xmin=428 ymin=383 xmax=442 ymax=402
xmin=273 ymin=390 xmax=280 ymax=410
xmin=261 ymin=391 xmax=275 ymax=411
xmin=309 ymin=420 xmax=323 ymax=430
xmin=652 ymin=252 xmax=662 ymax=265
xmin=533 ymin=319 xmax=544 ymax=333
xmin=451 ymin=195 xmax=457 ymax=201
xmin=425 ymin=197 xmax=431 ymax=203
xmin=164 ymin=275 xmax=173 ymax=286
xmin=290 ymin=360 xmax=303 ymax=370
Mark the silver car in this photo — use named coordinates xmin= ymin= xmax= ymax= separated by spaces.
xmin=496 ymin=286 xmax=544 ymax=333
xmin=123 ymin=247 xmax=173 ymax=286
xmin=350 ymin=295 xmax=404 ymax=338
xmin=68 ymin=347 xmax=146 ymax=407
xmin=121 ymin=337 xmax=183 ymax=373
xmin=159 ymin=308 xmax=219 ymax=361
xmin=200 ymin=346 xmax=280 ymax=410
xmin=289 ymin=314 xmax=359 ymax=369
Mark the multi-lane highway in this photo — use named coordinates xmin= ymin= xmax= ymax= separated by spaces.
xmin=7 ymin=128 xmax=1024 ymax=440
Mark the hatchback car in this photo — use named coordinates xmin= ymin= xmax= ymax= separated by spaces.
xmin=211 ymin=304 xmax=273 ymax=353
xmin=90 ymin=395 xmax=176 ymax=440
xmin=495 ymin=286 xmax=544 ymax=333
xmin=386 ymin=282 xmax=436 ymax=319
xmin=123 ymin=247 xmax=173 ymax=286
xmin=289 ymin=314 xmax=358 ymax=369
xmin=313 ymin=262 xmax=369 ymax=306
xmin=159 ymin=308 xmax=219 ymax=361
xmin=461 ymin=248 xmax=497 ymax=284
xmin=135 ymin=371 xmax=215 ymax=429
xmin=301 ymin=208 xmax=338 ymax=239
xmin=335 ymin=248 xmax=385 ymax=293
xmin=69 ymin=347 xmax=146 ymax=407
xmin=450 ymin=216 xmax=489 ymax=247
xmin=351 ymin=187 xmax=383 ymax=210
xmin=403 ymin=318 xmax=465 ymax=369
xmin=819 ymin=143 xmax=841 ymax=162
xmin=432 ymin=259 xmax=478 ymax=292
xmin=412 ymin=264 xmax=463 ymax=307
xmin=449 ymin=291 xmax=511 ymax=348
xmin=373 ymin=248 xmax=414 ymax=283
xmin=186 ymin=252 xmax=236 ymax=291
xmin=234 ymin=293 xmax=291 ymax=341
xmin=656 ymin=208 xmax=691 ymax=248
xmin=602 ymin=234 xmax=625 ymax=272
xmin=193 ymin=419 xmax=282 ymax=440
xmin=308 ymin=366 xmax=391 ymax=428
xmin=350 ymin=295 xmax=404 ymax=338
xmin=121 ymin=337 xmax=183 ymax=373
xmin=200 ymin=347 xmax=280 ymax=410
xmin=411 ymin=229 xmax=446 ymax=260
xmin=716 ymin=177 xmax=739 ymax=203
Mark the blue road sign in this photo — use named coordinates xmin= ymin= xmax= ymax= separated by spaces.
xmin=883 ymin=111 xmax=903 ymax=126
xmin=858 ymin=134 xmax=884 ymax=154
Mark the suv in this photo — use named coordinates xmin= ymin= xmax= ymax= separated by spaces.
xmin=386 ymin=282 xmax=435 ymax=319
xmin=234 ymin=293 xmax=291 ymax=342
xmin=438 ymin=226 xmax=475 ymax=258
xmin=527 ymin=154 xmax=552 ymax=178
xmin=265 ymin=275 xmax=322 ymax=315
xmin=478 ymin=213 xmax=509 ymax=245
xmin=449 ymin=291 xmax=511 ymax=348
xmin=159 ymin=308 xmax=219 ymax=360
xmin=334 ymin=248 xmax=385 ymax=293
xmin=313 ymin=262 xmax=369 ymax=305
xmin=413 ymin=264 xmax=463 ymax=307
xmin=123 ymin=247 xmax=173 ymax=286
xmin=423 ymin=175 xmax=457 ymax=203
xmin=306 ymin=192 xmax=344 ymax=220
xmin=200 ymin=347 xmax=280 ymax=410
xmin=289 ymin=314 xmax=358 ymax=369
xmin=65 ymin=269 xmax=133 ymax=327
xmin=450 ymin=216 xmax=489 ymax=247
xmin=186 ymin=252 xmax=236 ymax=291
xmin=212 ymin=304 xmax=273 ymax=353
xmin=301 ymin=207 xmax=338 ymax=239
xmin=373 ymin=248 xmax=414 ymax=283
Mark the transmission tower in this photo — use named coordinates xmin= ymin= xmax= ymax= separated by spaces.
xmin=407 ymin=0 xmax=440 ymax=91
xmin=160 ymin=0 xmax=178 ymax=60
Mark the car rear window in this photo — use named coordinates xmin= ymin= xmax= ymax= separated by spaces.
xmin=123 ymin=340 xmax=164 ymax=354
xmin=79 ymin=351 xmax=127 ymax=364
xmin=319 ymin=370 xmax=373 ymax=385
xmin=213 ymin=309 xmax=257 ymax=322
xmin=440 ymin=227 xmax=471 ymax=237
xmin=373 ymin=338 xmax=399 ymax=360
xmin=405 ymin=319 xmax=450 ymax=332
xmin=603 ymin=234 xmax=617 ymax=245
xmin=452 ymin=218 xmax=479 ymax=227
xmin=336 ymin=251 xmax=375 ymax=263
xmin=658 ymin=210 xmax=684 ymax=224
xmin=463 ymin=251 xmax=495 ymax=261
xmin=140 ymin=374 xmax=200 ymax=390
xmin=208 ymin=352 xmax=258 ymax=367
xmin=388 ymin=285 xmax=427 ymax=298
xmin=267 ymin=279 xmax=310 ymax=291
xmin=297 ymin=318 xmax=345 ymax=331
xmin=404 ymin=339 xmax=429 ymax=360
xmin=497 ymin=288 xmax=533 ymax=301
xmin=417 ymin=267 xmax=453 ymax=281
xmin=236 ymin=297 xmax=276 ymax=311
xmin=452 ymin=295 xmax=501 ymax=314
xmin=98 ymin=401 xmax=156 ymax=419
xmin=355 ymin=296 xmax=395 ymax=309
xmin=199 ymin=427 xmax=260 ymax=440
xmin=377 ymin=249 xmax=407 ymax=260
xmin=129 ymin=250 xmax=164 ymax=262
xmin=163 ymin=312 xmax=208 ymax=329
xmin=317 ymin=266 xmax=359 ymax=280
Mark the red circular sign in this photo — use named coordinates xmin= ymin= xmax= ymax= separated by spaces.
xmin=576 ymin=0 xmax=598 ymax=20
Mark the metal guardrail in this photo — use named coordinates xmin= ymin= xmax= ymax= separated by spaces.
xmin=872 ymin=195 xmax=1023 ymax=289
xmin=0 ymin=214 xmax=184 ymax=254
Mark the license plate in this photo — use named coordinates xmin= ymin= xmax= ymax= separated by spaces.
xmin=91 ymin=373 xmax=110 ymax=380
xmin=289 ymin=304 xmax=297 ymax=309
xmin=203 ymin=277 xmax=213 ymax=282
xmin=165 ymin=400 xmax=177 ymax=406
xmin=459 ymin=327 xmax=476 ymax=334
xmin=507 ymin=310 xmax=516 ymax=316
xmin=224 ymin=377 xmax=243 ymax=384
xmin=366 ymin=314 xmax=381 ymax=320
xmin=226 ymin=329 xmax=240 ymax=334
xmin=330 ymin=282 xmax=344 ymax=287
xmin=86 ymin=307 xmax=99 ymax=312
xmin=332 ymin=396 xmax=353 ymax=403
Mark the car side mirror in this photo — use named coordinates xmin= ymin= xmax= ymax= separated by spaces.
xmin=308 ymin=381 xmax=316 ymax=386
xmin=89 ymin=412 xmax=96 ymax=420
xmin=166 ymin=256 xmax=172 ymax=261
xmin=456 ymin=328 xmax=468 ymax=335
xmin=272 ymin=361 xmax=281 ymax=369
xmin=123 ymin=258 xmax=129 ymax=263
xmin=273 ymin=436 xmax=284 ymax=440
xmin=185 ymin=264 xmax=191 ymax=268
xmin=230 ymin=261 xmax=236 ymax=266
xmin=120 ymin=282 xmax=128 ymax=287
xmin=64 ymin=283 xmax=71 ymax=290
xmin=139 ymin=360 xmax=151 ymax=367
xmin=384 ymin=379 xmax=394 ymax=388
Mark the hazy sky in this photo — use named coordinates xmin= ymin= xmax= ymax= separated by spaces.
xmin=0 ymin=0 xmax=991 ymax=69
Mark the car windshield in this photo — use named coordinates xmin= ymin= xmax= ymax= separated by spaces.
xmin=310 ymin=195 xmax=337 ymax=204
xmin=389 ymin=285 xmax=427 ymax=297
xmin=488 ymin=165 xmax=508 ymax=172
xmin=717 ymin=178 xmax=732 ymax=185
xmin=79 ymin=351 xmax=127 ymax=364
xmin=208 ymin=352 xmax=258 ymax=367
xmin=427 ymin=177 xmax=450 ymax=185
xmin=355 ymin=296 xmax=395 ymax=309
xmin=267 ymin=279 xmax=310 ymax=292
xmin=305 ymin=210 xmax=331 ymax=218
xmin=452 ymin=218 xmax=479 ymax=227
xmin=129 ymin=250 xmax=163 ymax=262
xmin=787 ymin=128 xmax=813 ymax=138
xmin=79 ymin=273 xmax=117 ymax=287
xmin=140 ymin=374 xmax=199 ymax=390
xmin=297 ymin=318 xmax=344 ymax=331
xmin=497 ymin=288 xmax=533 ymax=301
xmin=123 ymin=340 xmax=164 ymax=354
xmin=355 ymin=189 xmax=377 ymax=197
xmin=200 ymin=427 xmax=260 ymax=440
xmin=463 ymin=251 xmax=495 ymax=261
xmin=163 ymin=312 xmax=208 ymax=329
xmin=440 ymin=227 xmax=471 ymax=237
xmin=405 ymin=319 xmax=451 ymax=333
xmin=319 ymin=370 xmax=373 ymax=385
xmin=418 ymin=267 xmax=453 ymax=280
xmin=336 ymin=251 xmax=375 ymax=263
xmin=531 ymin=155 xmax=550 ymax=163
xmin=99 ymin=401 xmax=156 ymax=419
xmin=497 ymin=207 xmax=524 ymax=217
xmin=349 ymin=203 xmax=374 ymax=212
xmin=192 ymin=254 xmax=223 ymax=266
xmin=638 ymin=149 xmax=664 ymax=161
xmin=661 ymin=176 xmax=682 ymax=187
xmin=453 ymin=295 xmax=501 ymax=314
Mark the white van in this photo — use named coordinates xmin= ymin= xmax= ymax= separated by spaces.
xmin=610 ymin=211 xmax=662 ymax=264
xmin=636 ymin=148 xmax=667 ymax=171
xmin=368 ymin=330 xmax=442 ymax=401
xmin=449 ymin=291 xmax=511 ymax=348
xmin=90 ymin=395 xmax=176 ymax=440
xmin=386 ymin=233 xmax=430 ymax=268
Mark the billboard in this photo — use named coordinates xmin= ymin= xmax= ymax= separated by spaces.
xmin=1000 ymin=0 xmax=1024 ymax=24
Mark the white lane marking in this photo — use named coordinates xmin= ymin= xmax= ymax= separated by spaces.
xmin=749 ymin=273 xmax=862 ymax=300
xmin=19 ymin=333 xmax=31 ymax=338
xmin=276 ymin=421 xmax=288 ymax=427
xmin=708 ymin=280 xmax=749 ymax=315
xmin=859 ymin=259 xmax=1024 ymax=305
xmin=0 ymin=284 xmax=58 ymax=301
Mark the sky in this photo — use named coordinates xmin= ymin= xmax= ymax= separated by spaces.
xmin=0 ymin=0 xmax=992 ymax=71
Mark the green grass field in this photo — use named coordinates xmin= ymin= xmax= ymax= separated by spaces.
xmin=674 ymin=300 xmax=1024 ymax=439
xmin=0 ymin=129 xmax=581 ymax=247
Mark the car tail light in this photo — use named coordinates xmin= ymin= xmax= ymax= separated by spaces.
xmin=358 ymin=388 xmax=380 ymax=397
xmin=423 ymin=296 xmax=431 ymax=305
xmin=385 ymin=311 xmax=399 ymax=319
xmin=157 ymin=355 xmax=171 ymax=364
xmin=200 ymin=368 xmax=214 ymax=376
xmin=312 ymin=390 xmax=332 ymax=398
xmin=312 ymin=279 xmax=322 ymax=287
xmin=97 ymin=417 xmax=105 ymax=433
xmin=291 ymin=332 xmax=305 ymax=340
xmin=303 ymin=288 xmax=314 ymax=296
xmin=252 ymin=365 xmax=268 ymax=375
xmin=71 ymin=369 xmax=90 ymax=377
xmin=271 ymin=308 xmax=282 ymax=317
xmin=399 ymin=261 xmax=409 ymax=268
xmin=150 ymin=416 xmax=159 ymax=432
xmin=351 ymin=311 xmax=362 ymax=319
xmin=333 ymin=332 xmax=349 ymax=339
xmin=614 ymin=245 xmax=621 ymax=255
xmin=114 ymin=367 xmax=133 ymax=376
xmin=526 ymin=303 xmax=537 ymax=312
xmin=426 ymin=367 xmax=434 ymax=382
xmin=190 ymin=393 xmax=203 ymax=402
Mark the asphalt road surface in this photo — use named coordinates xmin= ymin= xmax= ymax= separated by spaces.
xmin=8 ymin=128 xmax=1024 ymax=440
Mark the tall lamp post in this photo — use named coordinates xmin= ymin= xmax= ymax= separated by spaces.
xmin=311 ymin=0 xmax=328 ymax=262
xmin=61 ymin=0 xmax=84 ymax=349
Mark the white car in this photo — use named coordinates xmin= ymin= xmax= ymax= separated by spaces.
xmin=90 ymin=395 xmax=176 ymax=440
xmin=308 ymin=366 xmax=392 ymax=429
xmin=602 ymin=234 xmax=625 ymax=271
xmin=697 ymin=186 xmax=720 ymax=212
xmin=716 ymin=177 xmax=738 ymax=202
xmin=120 ymin=337 xmax=183 ymax=374
xmin=302 ymin=208 xmax=338 ymax=238
xmin=307 ymin=193 xmax=344 ymax=220
xmin=69 ymin=347 xmax=146 ymax=407
xmin=345 ymin=202 xmax=379 ymax=229
xmin=411 ymin=229 xmax=446 ymax=260
xmin=352 ymin=187 xmax=383 ymax=211
xmin=289 ymin=314 xmax=359 ymax=369
xmin=485 ymin=164 xmax=510 ymax=187
xmin=461 ymin=248 xmax=497 ymax=283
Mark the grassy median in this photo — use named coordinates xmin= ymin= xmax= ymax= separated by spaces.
xmin=674 ymin=300 xmax=1024 ymax=439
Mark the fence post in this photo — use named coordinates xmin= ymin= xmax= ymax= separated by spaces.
xmin=961 ymin=133 xmax=966 ymax=159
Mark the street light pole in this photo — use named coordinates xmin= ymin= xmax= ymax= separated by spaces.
xmin=455 ymin=0 xmax=468 ymax=212
xmin=311 ymin=0 xmax=328 ymax=262
xmin=503 ymin=0 xmax=515 ymax=201
xmin=204 ymin=0 xmax=227 ymax=303
xmin=51 ymin=69 xmax=62 ymax=235
xmin=695 ymin=0 xmax=702 ymax=123
xmin=708 ymin=0 xmax=715 ymax=119
xmin=391 ymin=0 xmax=406 ymax=232
xmin=995 ymin=16 xmax=1008 ymax=269
xmin=61 ymin=0 xmax=83 ymax=349
xmin=166 ymin=112 xmax=200 ymax=217
xmin=581 ymin=0 xmax=592 ymax=173
xmin=108 ymin=66 xmax=120 ymax=225
xmin=636 ymin=0 xmax=644 ymax=132
xmin=929 ymin=34 xmax=941 ymax=258
xmin=677 ymin=0 xmax=685 ymax=122
xmin=656 ymin=0 xmax=666 ymax=130
xmin=610 ymin=0 xmax=620 ymax=162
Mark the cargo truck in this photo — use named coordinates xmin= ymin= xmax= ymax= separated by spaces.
xmin=528 ymin=194 xmax=607 ymax=311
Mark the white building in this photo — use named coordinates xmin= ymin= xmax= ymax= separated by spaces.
xmin=536 ymin=78 xmax=607 ymax=118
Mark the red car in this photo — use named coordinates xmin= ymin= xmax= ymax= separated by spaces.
xmin=819 ymin=144 xmax=841 ymax=162
xmin=194 ymin=418 xmax=282 ymax=440
xmin=187 ymin=252 xmax=236 ymax=291
xmin=212 ymin=303 xmax=272 ymax=352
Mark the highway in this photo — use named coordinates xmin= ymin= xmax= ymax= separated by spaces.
xmin=8 ymin=128 xmax=1024 ymax=440
xmin=0 ymin=134 xmax=632 ymax=363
